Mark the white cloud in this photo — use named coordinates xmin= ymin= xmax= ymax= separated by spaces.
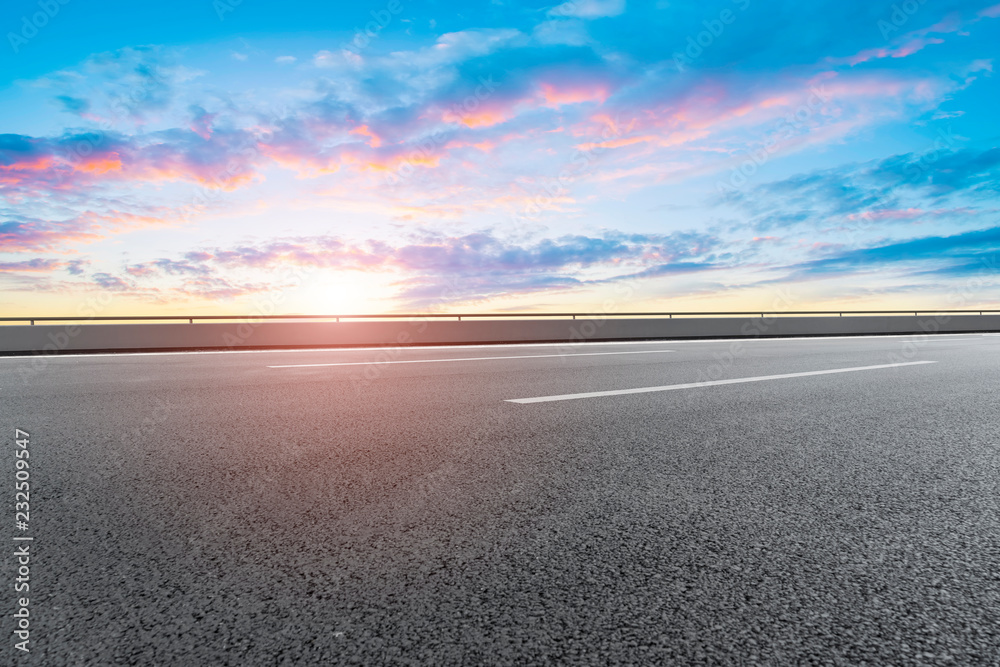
xmin=533 ymin=19 xmax=590 ymax=46
xmin=968 ymin=58 xmax=993 ymax=73
xmin=548 ymin=0 xmax=625 ymax=19
xmin=313 ymin=50 xmax=337 ymax=67
xmin=275 ymin=55 xmax=297 ymax=65
xmin=416 ymin=29 xmax=524 ymax=67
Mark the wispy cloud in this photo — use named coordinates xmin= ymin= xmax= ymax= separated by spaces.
xmin=97 ymin=229 xmax=723 ymax=306
xmin=777 ymin=225 xmax=1000 ymax=282
xmin=3 ymin=0 xmax=999 ymax=312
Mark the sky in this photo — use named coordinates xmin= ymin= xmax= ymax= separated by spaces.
xmin=1 ymin=0 xmax=999 ymax=316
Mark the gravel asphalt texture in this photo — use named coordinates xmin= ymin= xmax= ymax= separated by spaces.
xmin=2 ymin=334 xmax=999 ymax=665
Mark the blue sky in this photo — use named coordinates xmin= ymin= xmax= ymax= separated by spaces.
xmin=1 ymin=0 xmax=998 ymax=315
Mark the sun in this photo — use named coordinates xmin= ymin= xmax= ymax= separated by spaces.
xmin=292 ymin=270 xmax=395 ymax=315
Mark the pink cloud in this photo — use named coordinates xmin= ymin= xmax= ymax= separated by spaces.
xmin=840 ymin=36 xmax=945 ymax=66
xmin=537 ymin=82 xmax=609 ymax=109
xmin=350 ymin=125 xmax=383 ymax=148
xmin=436 ymin=76 xmax=614 ymax=130
xmin=355 ymin=146 xmax=444 ymax=174
xmin=442 ymin=105 xmax=517 ymax=128
xmin=0 ymin=258 xmax=71 ymax=273
xmin=126 ymin=265 xmax=159 ymax=277
xmin=575 ymin=135 xmax=656 ymax=151
xmin=391 ymin=204 xmax=466 ymax=220
xmin=0 ymin=218 xmax=103 ymax=253
xmin=0 ymin=203 xmax=182 ymax=258
xmin=0 ymin=130 xmax=264 ymax=193
xmin=443 ymin=139 xmax=497 ymax=153
xmin=189 ymin=107 xmax=217 ymax=140
xmin=832 ymin=7 xmax=996 ymax=67
xmin=259 ymin=142 xmax=341 ymax=177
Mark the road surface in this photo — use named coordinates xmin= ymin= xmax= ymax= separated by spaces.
xmin=3 ymin=334 xmax=999 ymax=664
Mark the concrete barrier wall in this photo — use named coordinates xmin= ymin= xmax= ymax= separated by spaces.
xmin=1 ymin=314 xmax=998 ymax=354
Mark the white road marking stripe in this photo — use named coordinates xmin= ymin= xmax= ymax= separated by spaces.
xmin=506 ymin=360 xmax=937 ymax=404
xmin=913 ymin=338 xmax=980 ymax=342
xmin=267 ymin=349 xmax=677 ymax=368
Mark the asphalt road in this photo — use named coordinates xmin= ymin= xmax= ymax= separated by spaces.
xmin=3 ymin=333 xmax=1000 ymax=665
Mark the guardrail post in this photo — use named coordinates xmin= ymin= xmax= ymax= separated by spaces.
xmin=189 ymin=318 xmax=193 ymax=324
xmin=30 ymin=320 xmax=34 ymax=326
xmin=457 ymin=316 xmax=462 ymax=321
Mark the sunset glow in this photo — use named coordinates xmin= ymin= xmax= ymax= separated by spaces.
xmin=1 ymin=0 xmax=999 ymax=316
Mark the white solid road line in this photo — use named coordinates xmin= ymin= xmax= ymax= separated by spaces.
xmin=506 ymin=360 xmax=938 ymax=404
xmin=914 ymin=338 xmax=980 ymax=342
xmin=0 ymin=332 xmax=988 ymax=361
xmin=267 ymin=349 xmax=677 ymax=368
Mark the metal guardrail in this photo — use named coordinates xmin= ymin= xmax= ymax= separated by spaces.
xmin=2 ymin=310 xmax=999 ymax=325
